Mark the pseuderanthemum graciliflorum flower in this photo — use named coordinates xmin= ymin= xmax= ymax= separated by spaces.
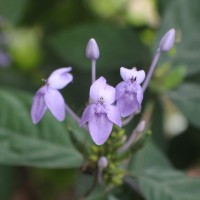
xmin=116 ymin=67 xmax=145 ymax=117
xmin=81 ymin=77 xmax=122 ymax=145
xmin=31 ymin=67 xmax=73 ymax=124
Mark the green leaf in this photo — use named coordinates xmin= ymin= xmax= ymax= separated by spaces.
xmin=0 ymin=165 xmax=16 ymax=200
xmin=162 ymin=65 xmax=186 ymax=90
xmin=139 ymin=168 xmax=200 ymax=200
xmin=0 ymin=88 xmax=83 ymax=168
xmin=156 ymin=0 xmax=200 ymax=76
xmin=0 ymin=0 xmax=28 ymax=24
xmin=47 ymin=24 xmax=149 ymax=71
xmin=130 ymin=141 xmax=172 ymax=175
xmin=130 ymin=141 xmax=200 ymax=200
xmin=169 ymin=83 xmax=200 ymax=128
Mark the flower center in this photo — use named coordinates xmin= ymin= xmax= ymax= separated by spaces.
xmin=130 ymin=76 xmax=136 ymax=83
xmin=99 ymin=96 xmax=104 ymax=104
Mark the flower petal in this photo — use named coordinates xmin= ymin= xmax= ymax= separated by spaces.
xmin=31 ymin=86 xmax=47 ymax=124
xmin=89 ymin=114 xmax=113 ymax=145
xmin=136 ymin=70 xmax=145 ymax=84
xmin=44 ymin=89 xmax=65 ymax=121
xmin=80 ymin=104 xmax=95 ymax=126
xmin=107 ymin=105 xmax=122 ymax=127
xmin=116 ymin=93 xmax=140 ymax=117
xmin=47 ymin=67 xmax=73 ymax=89
xmin=116 ymin=81 xmax=126 ymax=100
xmin=136 ymin=85 xmax=143 ymax=104
xmin=120 ymin=67 xmax=137 ymax=82
xmin=98 ymin=84 xmax=116 ymax=105
xmin=90 ymin=76 xmax=106 ymax=103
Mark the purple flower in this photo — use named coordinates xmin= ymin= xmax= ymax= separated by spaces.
xmin=81 ymin=77 xmax=121 ymax=145
xmin=31 ymin=67 xmax=73 ymax=124
xmin=116 ymin=67 xmax=145 ymax=117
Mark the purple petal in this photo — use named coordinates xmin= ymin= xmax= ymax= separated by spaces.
xmin=44 ymin=89 xmax=65 ymax=121
xmin=89 ymin=114 xmax=113 ymax=145
xmin=90 ymin=76 xmax=106 ymax=103
xmin=80 ymin=104 xmax=95 ymax=126
xmin=116 ymin=81 xmax=126 ymax=100
xmin=98 ymin=84 xmax=116 ymax=105
xmin=120 ymin=67 xmax=137 ymax=82
xmin=31 ymin=86 xmax=47 ymax=124
xmin=47 ymin=67 xmax=73 ymax=89
xmin=107 ymin=105 xmax=122 ymax=127
xmin=136 ymin=70 xmax=145 ymax=84
xmin=116 ymin=93 xmax=140 ymax=117
xmin=136 ymin=85 xmax=143 ymax=104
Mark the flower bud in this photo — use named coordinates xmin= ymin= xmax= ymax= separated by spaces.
xmin=98 ymin=156 xmax=108 ymax=170
xmin=159 ymin=28 xmax=175 ymax=52
xmin=86 ymin=38 xmax=100 ymax=60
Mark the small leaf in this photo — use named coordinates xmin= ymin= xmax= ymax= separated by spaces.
xmin=0 ymin=88 xmax=83 ymax=168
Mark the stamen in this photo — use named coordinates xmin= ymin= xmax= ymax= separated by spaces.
xmin=131 ymin=76 xmax=137 ymax=82
xmin=99 ymin=96 xmax=104 ymax=103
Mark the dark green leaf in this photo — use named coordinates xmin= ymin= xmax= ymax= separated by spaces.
xmin=0 ymin=88 xmax=83 ymax=168
xmin=130 ymin=141 xmax=172 ymax=175
xmin=0 ymin=0 xmax=28 ymax=24
xmin=156 ymin=0 xmax=200 ymax=76
xmin=48 ymin=24 xmax=149 ymax=71
xmin=139 ymin=168 xmax=200 ymax=200
xmin=0 ymin=165 xmax=16 ymax=200
xmin=162 ymin=65 xmax=186 ymax=90
xmin=169 ymin=83 xmax=200 ymax=128
xmin=130 ymin=141 xmax=200 ymax=200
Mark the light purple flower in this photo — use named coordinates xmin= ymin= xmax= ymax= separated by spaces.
xmin=31 ymin=67 xmax=73 ymax=124
xmin=81 ymin=77 xmax=121 ymax=145
xmin=116 ymin=67 xmax=145 ymax=117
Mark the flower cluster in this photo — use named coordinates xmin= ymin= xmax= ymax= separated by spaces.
xmin=31 ymin=29 xmax=175 ymax=145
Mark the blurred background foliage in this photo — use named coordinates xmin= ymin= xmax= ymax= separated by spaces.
xmin=0 ymin=0 xmax=200 ymax=199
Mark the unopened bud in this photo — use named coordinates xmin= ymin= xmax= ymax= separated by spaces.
xmin=159 ymin=28 xmax=175 ymax=52
xmin=86 ymin=38 xmax=100 ymax=60
xmin=98 ymin=156 xmax=108 ymax=170
xmin=136 ymin=120 xmax=145 ymax=132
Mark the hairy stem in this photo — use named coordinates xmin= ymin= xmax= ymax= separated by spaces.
xmin=142 ymin=48 xmax=161 ymax=92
